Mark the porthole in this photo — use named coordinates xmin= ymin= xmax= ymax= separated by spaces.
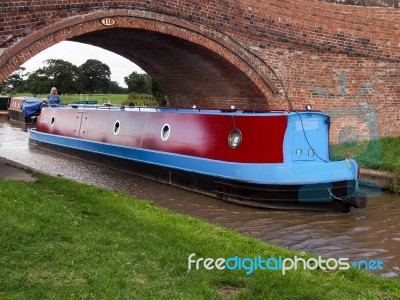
xmin=228 ymin=128 xmax=242 ymax=149
xmin=161 ymin=123 xmax=171 ymax=141
xmin=113 ymin=120 xmax=120 ymax=135
xmin=51 ymin=116 xmax=55 ymax=126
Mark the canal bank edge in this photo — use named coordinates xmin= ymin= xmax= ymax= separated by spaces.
xmin=0 ymin=156 xmax=37 ymax=182
xmin=1 ymin=155 xmax=398 ymax=194
xmin=361 ymin=168 xmax=400 ymax=194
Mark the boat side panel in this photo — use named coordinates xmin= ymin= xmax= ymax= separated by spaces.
xmin=37 ymin=107 xmax=288 ymax=163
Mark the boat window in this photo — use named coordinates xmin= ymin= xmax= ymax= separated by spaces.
xmin=51 ymin=116 xmax=55 ymax=126
xmin=228 ymin=128 xmax=242 ymax=149
xmin=161 ymin=123 xmax=171 ymax=141
xmin=113 ymin=120 xmax=120 ymax=135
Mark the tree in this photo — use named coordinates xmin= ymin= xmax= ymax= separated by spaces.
xmin=26 ymin=72 xmax=50 ymax=95
xmin=26 ymin=59 xmax=84 ymax=94
xmin=124 ymin=71 xmax=166 ymax=106
xmin=152 ymin=80 xmax=167 ymax=106
xmin=108 ymin=81 xmax=128 ymax=94
xmin=124 ymin=71 xmax=152 ymax=94
xmin=2 ymin=67 xmax=28 ymax=93
xmin=80 ymin=59 xmax=111 ymax=94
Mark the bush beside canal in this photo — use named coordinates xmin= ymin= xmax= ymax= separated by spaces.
xmin=330 ymin=137 xmax=400 ymax=174
xmin=0 ymin=174 xmax=399 ymax=299
xmin=331 ymin=137 xmax=400 ymax=194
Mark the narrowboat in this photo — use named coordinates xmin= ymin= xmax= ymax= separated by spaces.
xmin=28 ymin=104 xmax=367 ymax=212
xmin=8 ymin=97 xmax=43 ymax=123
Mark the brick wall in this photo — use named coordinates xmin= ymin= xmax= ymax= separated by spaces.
xmin=0 ymin=0 xmax=399 ymax=142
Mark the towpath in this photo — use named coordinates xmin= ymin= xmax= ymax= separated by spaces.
xmin=0 ymin=157 xmax=37 ymax=182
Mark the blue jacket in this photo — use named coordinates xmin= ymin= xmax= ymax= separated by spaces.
xmin=47 ymin=94 xmax=61 ymax=105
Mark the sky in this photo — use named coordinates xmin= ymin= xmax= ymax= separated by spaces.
xmin=20 ymin=41 xmax=144 ymax=87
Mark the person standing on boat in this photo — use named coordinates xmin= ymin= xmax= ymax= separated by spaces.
xmin=46 ymin=87 xmax=61 ymax=105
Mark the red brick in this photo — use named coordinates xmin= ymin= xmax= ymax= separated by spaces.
xmin=0 ymin=1 xmax=398 ymax=140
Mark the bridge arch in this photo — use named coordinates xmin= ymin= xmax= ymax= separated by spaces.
xmin=0 ymin=9 xmax=282 ymax=108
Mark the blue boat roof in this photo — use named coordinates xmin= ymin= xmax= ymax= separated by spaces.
xmin=44 ymin=104 xmax=326 ymax=117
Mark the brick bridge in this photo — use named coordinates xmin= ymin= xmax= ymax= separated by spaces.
xmin=0 ymin=1 xmax=399 ymax=141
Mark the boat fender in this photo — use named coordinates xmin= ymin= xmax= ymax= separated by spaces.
xmin=341 ymin=191 xmax=368 ymax=209
xmin=330 ymin=186 xmax=367 ymax=209
xmin=349 ymin=190 xmax=368 ymax=209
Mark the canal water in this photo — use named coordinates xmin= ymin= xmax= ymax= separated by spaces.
xmin=0 ymin=120 xmax=399 ymax=277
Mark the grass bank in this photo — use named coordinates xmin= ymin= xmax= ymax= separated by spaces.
xmin=331 ymin=137 xmax=400 ymax=174
xmin=12 ymin=93 xmax=158 ymax=106
xmin=0 ymin=174 xmax=399 ymax=299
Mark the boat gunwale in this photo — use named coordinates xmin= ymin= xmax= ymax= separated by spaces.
xmin=43 ymin=104 xmax=325 ymax=117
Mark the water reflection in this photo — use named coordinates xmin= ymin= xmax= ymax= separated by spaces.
xmin=1 ymin=120 xmax=399 ymax=277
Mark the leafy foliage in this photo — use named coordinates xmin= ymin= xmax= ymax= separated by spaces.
xmin=331 ymin=137 xmax=400 ymax=174
xmin=79 ymin=59 xmax=111 ymax=94
xmin=124 ymin=71 xmax=166 ymax=106
xmin=108 ymin=81 xmax=128 ymax=94
xmin=125 ymin=93 xmax=158 ymax=107
xmin=2 ymin=60 xmax=165 ymax=102
xmin=124 ymin=71 xmax=152 ymax=94
xmin=152 ymin=80 xmax=167 ymax=106
xmin=1 ymin=67 xmax=28 ymax=93
xmin=26 ymin=59 xmax=84 ymax=94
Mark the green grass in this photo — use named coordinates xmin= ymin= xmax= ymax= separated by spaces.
xmin=13 ymin=93 xmax=158 ymax=106
xmin=330 ymin=137 xmax=400 ymax=174
xmin=0 ymin=174 xmax=399 ymax=299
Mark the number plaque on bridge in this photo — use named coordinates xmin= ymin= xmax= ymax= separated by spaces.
xmin=101 ymin=18 xmax=115 ymax=26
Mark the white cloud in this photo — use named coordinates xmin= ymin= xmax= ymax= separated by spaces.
xmin=21 ymin=41 xmax=144 ymax=87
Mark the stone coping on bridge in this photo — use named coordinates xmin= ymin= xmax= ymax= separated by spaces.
xmin=320 ymin=0 xmax=400 ymax=8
